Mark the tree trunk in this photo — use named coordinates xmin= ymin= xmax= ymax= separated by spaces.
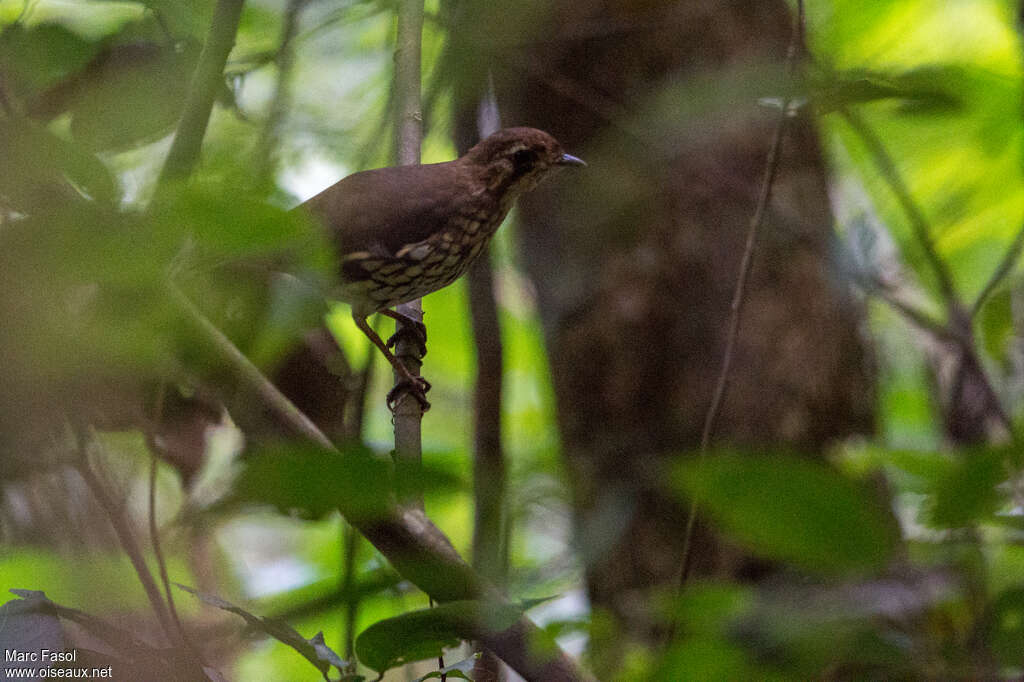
xmin=454 ymin=0 xmax=875 ymax=664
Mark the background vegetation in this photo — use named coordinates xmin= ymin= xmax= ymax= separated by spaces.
xmin=1 ymin=0 xmax=1024 ymax=680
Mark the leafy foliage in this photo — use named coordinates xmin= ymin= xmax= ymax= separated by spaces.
xmin=675 ymin=453 xmax=900 ymax=573
xmin=355 ymin=601 xmax=521 ymax=674
xmin=4 ymin=0 xmax=1024 ymax=680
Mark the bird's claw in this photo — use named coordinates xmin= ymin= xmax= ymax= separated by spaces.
xmin=387 ymin=376 xmax=432 ymax=412
xmin=386 ymin=320 xmax=428 ymax=358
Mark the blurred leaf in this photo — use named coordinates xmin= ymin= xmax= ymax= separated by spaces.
xmin=652 ymin=636 xmax=755 ymax=682
xmin=176 ymin=583 xmax=346 ymax=680
xmin=231 ymin=442 xmax=463 ymax=521
xmin=985 ymin=587 xmax=1024 ymax=668
xmin=811 ymin=65 xmax=966 ymax=116
xmin=139 ymin=0 xmax=214 ymax=38
xmin=0 ymin=22 xmax=99 ymax=96
xmin=928 ymin=446 xmax=1015 ymax=528
xmin=675 ymin=453 xmax=899 ymax=573
xmin=0 ymin=117 xmax=118 ymax=207
xmin=232 ymin=443 xmax=390 ymax=520
xmin=0 ymin=592 xmax=66 ymax=674
xmin=153 ymin=186 xmax=334 ymax=276
xmin=356 ymin=601 xmax=522 ymax=674
xmin=672 ymin=582 xmax=754 ymax=636
xmin=978 ymin=288 xmax=1013 ymax=363
xmin=38 ymin=41 xmax=201 ymax=151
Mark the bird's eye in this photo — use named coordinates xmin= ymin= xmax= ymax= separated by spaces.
xmin=511 ymin=149 xmax=536 ymax=167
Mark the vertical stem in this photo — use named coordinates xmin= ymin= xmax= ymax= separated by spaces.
xmin=157 ymin=0 xmax=246 ymax=188
xmin=677 ymin=0 xmax=805 ymax=587
xmin=74 ymin=430 xmax=175 ymax=642
xmin=392 ymin=0 xmax=426 ymax=506
xmin=341 ymin=523 xmax=360 ymax=662
xmin=252 ymin=0 xmax=309 ymax=194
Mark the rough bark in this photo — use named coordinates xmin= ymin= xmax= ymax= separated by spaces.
xmin=453 ymin=0 xmax=875 ymax=662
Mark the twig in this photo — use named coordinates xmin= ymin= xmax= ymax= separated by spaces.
xmin=168 ymin=284 xmax=588 ymax=680
xmin=157 ymin=0 xmax=246 ymax=187
xmin=972 ymin=220 xmax=1024 ymax=318
xmin=837 ymin=92 xmax=1013 ymax=438
xmin=860 ymin=277 xmax=961 ymax=344
xmin=836 ymin=105 xmax=961 ymax=312
xmin=73 ymin=427 xmax=175 ymax=642
xmin=252 ymin=0 xmax=309 ymax=193
xmin=391 ymin=0 xmax=426 ymax=505
xmin=677 ymin=0 xmax=805 ymax=586
xmin=452 ymin=62 xmax=508 ymax=592
xmin=168 ymin=284 xmax=333 ymax=447
xmin=344 ymin=331 xmax=376 ymax=442
xmin=147 ymin=385 xmax=189 ymax=652
xmin=341 ymin=523 xmax=360 ymax=664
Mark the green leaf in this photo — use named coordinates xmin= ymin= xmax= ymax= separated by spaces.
xmin=671 ymin=582 xmax=754 ymax=636
xmin=57 ymin=41 xmax=201 ymax=151
xmin=0 ymin=117 xmax=118 ymax=208
xmin=153 ymin=186 xmax=332 ymax=270
xmin=654 ymin=636 xmax=755 ymax=682
xmin=978 ymin=288 xmax=1013 ymax=363
xmin=675 ymin=453 xmax=899 ymax=573
xmin=232 ymin=443 xmax=391 ymax=521
xmin=232 ymin=442 xmax=463 ymax=521
xmin=0 ymin=23 xmax=99 ymax=96
xmin=985 ymin=587 xmax=1024 ymax=668
xmin=928 ymin=446 xmax=1014 ymax=528
xmin=356 ymin=601 xmax=522 ymax=673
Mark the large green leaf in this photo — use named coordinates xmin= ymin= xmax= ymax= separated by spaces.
xmin=984 ymin=587 xmax=1024 ymax=668
xmin=231 ymin=442 xmax=464 ymax=521
xmin=355 ymin=601 xmax=521 ymax=674
xmin=675 ymin=453 xmax=900 ymax=573
xmin=0 ymin=117 xmax=118 ymax=207
xmin=928 ymin=446 xmax=1017 ymax=528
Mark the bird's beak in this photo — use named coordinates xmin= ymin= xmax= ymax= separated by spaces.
xmin=556 ymin=153 xmax=587 ymax=167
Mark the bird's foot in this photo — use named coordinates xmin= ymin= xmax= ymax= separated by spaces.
xmin=386 ymin=319 xmax=428 ymax=358
xmin=387 ymin=375 xmax=432 ymax=412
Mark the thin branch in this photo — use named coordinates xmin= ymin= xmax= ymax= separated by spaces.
xmin=858 ymin=276 xmax=961 ymax=344
xmin=678 ymin=0 xmax=805 ymax=586
xmin=452 ymin=60 xmax=509 ymax=592
xmin=836 ymin=93 xmax=1014 ymax=438
xmin=167 ymin=285 xmax=588 ymax=681
xmin=73 ymin=428 xmax=175 ymax=642
xmin=341 ymin=523 xmax=360 ymax=664
xmin=391 ymin=0 xmax=426 ymax=505
xmin=344 ymin=333 xmax=376 ymax=442
xmin=837 ymin=104 xmax=962 ymax=312
xmin=157 ymin=0 xmax=246 ymax=188
xmin=972 ymin=220 xmax=1024 ymax=318
xmin=147 ymin=385 xmax=190 ymax=653
xmin=168 ymin=284 xmax=333 ymax=447
xmin=252 ymin=0 xmax=309 ymax=193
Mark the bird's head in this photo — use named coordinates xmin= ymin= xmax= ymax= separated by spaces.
xmin=465 ymin=127 xmax=586 ymax=196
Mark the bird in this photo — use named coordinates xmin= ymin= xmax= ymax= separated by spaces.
xmin=300 ymin=127 xmax=585 ymax=411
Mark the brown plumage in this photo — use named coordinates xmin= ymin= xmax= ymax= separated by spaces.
xmin=300 ymin=127 xmax=584 ymax=410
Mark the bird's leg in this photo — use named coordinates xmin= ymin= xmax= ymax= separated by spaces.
xmin=380 ymin=308 xmax=428 ymax=358
xmin=353 ymin=314 xmax=431 ymax=411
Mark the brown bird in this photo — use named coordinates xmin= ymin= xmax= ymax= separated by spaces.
xmin=301 ymin=127 xmax=585 ymax=410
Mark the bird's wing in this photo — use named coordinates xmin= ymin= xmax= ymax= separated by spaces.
xmin=299 ymin=161 xmax=473 ymax=259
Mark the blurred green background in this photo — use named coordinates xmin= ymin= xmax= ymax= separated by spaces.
xmin=3 ymin=0 xmax=1024 ymax=680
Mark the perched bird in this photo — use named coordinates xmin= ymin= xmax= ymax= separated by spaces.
xmin=301 ymin=127 xmax=585 ymax=410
